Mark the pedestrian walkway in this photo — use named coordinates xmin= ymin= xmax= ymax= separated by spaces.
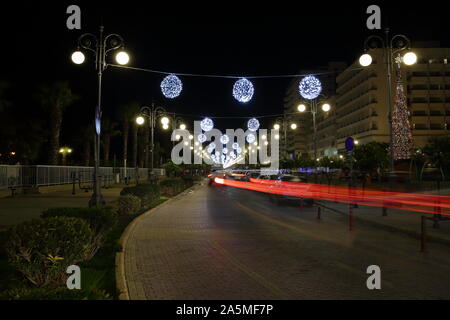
xmin=0 ymin=183 xmax=131 ymax=228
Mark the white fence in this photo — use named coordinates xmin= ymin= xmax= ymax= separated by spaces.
xmin=0 ymin=165 xmax=150 ymax=189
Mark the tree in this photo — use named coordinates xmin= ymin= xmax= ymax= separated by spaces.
xmin=35 ymin=81 xmax=78 ymax=165
xmin=101 ymin=118 xmax=120 ymax=165
xmin=353 ymin=142 xmax=389 ymax=174
xmin=163 ymin=160 xmax=181 ymax=177
xmin=116 ymin=102 xmax=141 ymax=168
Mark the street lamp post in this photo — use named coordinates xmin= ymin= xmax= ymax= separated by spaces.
xmin=298 ymin=95 xmax=331 ymax=183
xmin=360 ymin=28 xmax=417 ymax=180
xmin=136 ymin=104 xmax=169 ymax=177
xmin=71 ymin=25 xmax=130 ymax=207
xmin=274 ymin=116 xmax=297 ymax=160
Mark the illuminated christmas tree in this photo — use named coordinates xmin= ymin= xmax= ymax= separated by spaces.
xmin=392 ymin=69 xmax=414 ymax=160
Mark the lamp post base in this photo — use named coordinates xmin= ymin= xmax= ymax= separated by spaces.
xmin=88 ymin=192 xmax=106 ymax=207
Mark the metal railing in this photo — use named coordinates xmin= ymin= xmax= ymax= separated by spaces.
xmin=0 ymin=165 xmax=150 ymax=189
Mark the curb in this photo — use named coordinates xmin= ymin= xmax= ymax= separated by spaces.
xmin=115 ymin=183 xmax=202 ymax=300
xmin=316 ymin=201 xmax=450 ymax=247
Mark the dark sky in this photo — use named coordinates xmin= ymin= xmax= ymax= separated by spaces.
xmin=1 ymin=1 xmax=449 ymax=154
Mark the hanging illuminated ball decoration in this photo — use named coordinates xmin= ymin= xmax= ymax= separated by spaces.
xmin=299 ymin=75 xmax=322 ymax=100
xmin=246 ymin=133 xmax=256 ymax=144
xmin=160 ymin=74 xmax=183 ymax=99
xmin=222 ymin=148 xmax=228 ymax=154
xmin=233 ymin=78 xmax=254 ymax=103
xmin=220 ymin=135 xmax=229 ymax=144
xmin=198 ymin=134 xmax=207 ymax=143
xmin=247 ymin=118 xmax=260 ymax=132
xmin=232 ymin=143 xmax=239 ymax=150
xmin=200 ymin=117 xmax=214 ymax=132
xmin=236 ymin=147 xmax=242 ymax=154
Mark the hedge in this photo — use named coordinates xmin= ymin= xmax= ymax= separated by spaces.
xmin=120 ymin=184 xmax=160 ymax=207
xmin=117 ymin=194 xmax=141 ymax=216
xmin=41 ymin=206 xmax=118 ymax=260
xmin=4 ymin=217 xmax=93 ymax=286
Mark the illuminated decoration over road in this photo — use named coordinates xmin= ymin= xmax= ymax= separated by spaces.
xmin=247 ymin=118 xmax=260 ymax=132
xmin=220 ymin=134 xmax=230 ymax=144
xmin=222 ymin=148 xmax=228 ymax=154
xmin=160 ymin=74 xmax=183 ymax=99
xmin=233 ymin=78 xmax=254 ymax=103
xmin=200 ymin=117 xmax=214 ymax=132
xmin=197 ymin=134 xmax=207 ymax=143
xmin=299 ymin=75 xmax=322 ymax=100
xmin=232 ymin=143 xmax=239 ymax=150
xmin=246 ymin=133 xmax=256 ymax=144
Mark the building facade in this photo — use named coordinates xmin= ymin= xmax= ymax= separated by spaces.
xmin=286 ymin=45 xmax=450 ymax=159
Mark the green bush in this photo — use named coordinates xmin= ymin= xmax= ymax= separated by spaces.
xmin=4 ymin=217 xmax=93 ymax=286
xmin=120 ymin=184 xmax=160 ymax=207
xmin=41 ymin=207 xmax=118 ymax=261
xmin=117 ymin=194 xmax=141 ymax=216
xmin=0 ymin=286 xmax=112 ymax=300
xmin=159 ymin=178 xmax=187 ymax=196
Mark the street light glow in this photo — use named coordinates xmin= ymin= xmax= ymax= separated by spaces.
xmin=115 ymin=51 xmax=130 ymax=65
xmin=322 ymin=103 xmax=331 ymax=112
xmin=161 ymin=117 xmax=169 ymax=125
xmin=274 ymin=124 xmax=280 ymax=130
xmin=180 ymin=124 xmax=186 ymax=130
xmin=136 ymin=116 xmax=145 ymax=125
xmin=403 ymin=52 xmax=417 ymax=65
xmin=297 ymin=104 xmax=306 ymax=112
xmin=71 ymin=51 xmax=85 ymax=64
xmin=290 ymin=123 xmax=297 ymax=130
xmin=359 ymin=53 xmax=373 ymax=67
xmin=189 ymin=135 xmax=193 ymax=140
xmin=162 ymin=124 xmax=169 ymax=130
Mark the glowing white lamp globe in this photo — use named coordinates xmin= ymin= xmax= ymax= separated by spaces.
xmin=179 ymin=124 xmax=186 ymax=130
xmin=274 ymin=124 xmax=280 ymax=130
xmin=297 ymin=104 xmax=306 ymax=112
xmin=71 ymin=51 xmax=85 ymax=64
xmin=290 ymin=123 xmax=297 ymax=130
xmin=189 ymin=135 xmax=193 ymax=140
xmin=162 ymin=124 xmax=169 ymax=130
xmin=161 ymin=117 xmax=169 ymax=125
xmin=136 ymin=116 xmax=145 ymax=125
xmin=115 ymin=51 xmax=130 ymax=65
xmin=403 ymin=52 xmax=417 ymax=66
xmin=322 ymin=103 xmax=331 ymax=112
xmin=359 ymin=53 xmax=373 ymax=67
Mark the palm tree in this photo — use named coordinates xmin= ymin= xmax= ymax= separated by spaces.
xmin=101 ymin=118 xmax=120 ymax=166
xmin=35 ymin=81 xmax=78 ymax=165
xmin=116 ymin=102 xmax=141 ymax=169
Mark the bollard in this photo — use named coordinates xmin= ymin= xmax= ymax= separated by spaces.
xmin=317 ymin=206 xmax=321 ymax=220
xmin=349 ymin=203 xmax=353 ymax=231
xmin=420 ymin=216 xmax=427 ymax=253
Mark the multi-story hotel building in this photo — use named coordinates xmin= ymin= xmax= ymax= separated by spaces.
xmin=286 ymin=43 xmax=450 ymax=159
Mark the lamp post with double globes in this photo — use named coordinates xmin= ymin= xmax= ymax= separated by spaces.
xmin=359 ymin=29 xmax=417 ymax=179
xmin=135 ymin=104 xmax=170 ymax=177
xmin=71 ymin=25 xmax=130 ymax=207
xmin=273 ymin=116 xmax=297 ymax=160
xmin=297 ymin=96 xmax=332 ymax=183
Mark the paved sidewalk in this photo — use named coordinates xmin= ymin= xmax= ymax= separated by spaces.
xmin=0 ymin=183 xmax=131 ymax=228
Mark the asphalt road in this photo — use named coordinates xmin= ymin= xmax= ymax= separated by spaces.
xmin=124 ymin=181 xmax=450 ymax=299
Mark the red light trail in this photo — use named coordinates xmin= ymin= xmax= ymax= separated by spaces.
xmin=214 ymin=177 xmax=450 ymax=216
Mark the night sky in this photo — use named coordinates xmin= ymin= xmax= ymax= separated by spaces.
xmin=1 ymin=1 xmax=448 ymax=160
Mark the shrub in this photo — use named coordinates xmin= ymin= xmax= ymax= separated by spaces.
xmin=41 ymin=207 xmax=118 ymax=261
xmin=120 ymin=184 xmax=160 ymax=207
xmin=117 ymin=194 xmax=141 ymax=216
xmin=159 ymin=178 xmax=186 ymax=196
xmin=0 ymin=286 xmax=112 ymax=300
xmin=4 ymin=217 xmax=93 ymax=286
